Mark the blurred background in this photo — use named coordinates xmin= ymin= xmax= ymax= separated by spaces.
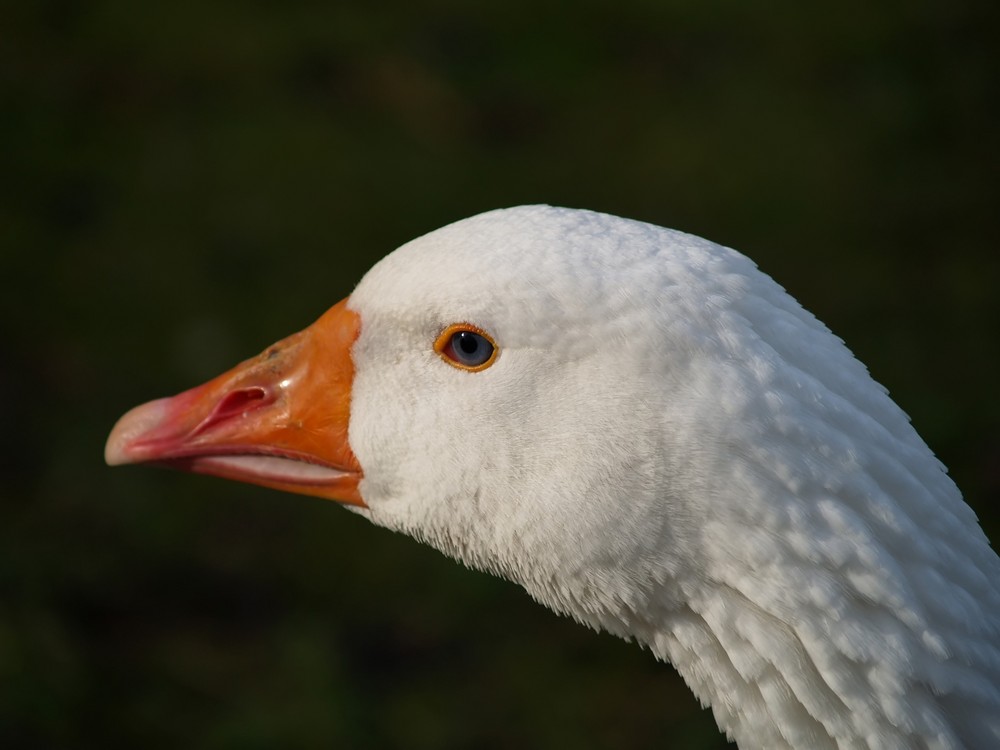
xmin=3 ymin=1 xmax=998 ymax=748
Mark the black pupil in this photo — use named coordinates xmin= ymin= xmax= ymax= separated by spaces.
xmin=457 ymin=332 xmax=479 ymax=354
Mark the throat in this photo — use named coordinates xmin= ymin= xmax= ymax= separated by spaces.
xmin=630 ymin=583 xmax=994 ymax=750
xmin=645 ymin=596 xmax=841 ymax=749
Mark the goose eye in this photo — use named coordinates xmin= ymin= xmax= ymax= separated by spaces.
xmin=434 ymin=324 xmax=498 ymax=372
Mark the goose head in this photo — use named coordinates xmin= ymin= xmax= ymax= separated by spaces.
xmin=106 ymin=205 xmax=1000 ymax=749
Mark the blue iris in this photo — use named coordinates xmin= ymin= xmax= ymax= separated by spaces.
xmin=450 ymin=331 xmax=494 ymax=367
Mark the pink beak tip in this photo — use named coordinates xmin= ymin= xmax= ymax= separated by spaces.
xmin=104 ymin=398 xmax=172 ymax=467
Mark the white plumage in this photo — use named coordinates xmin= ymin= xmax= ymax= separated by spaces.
xmin=107 ymin=205 xmax=1000 ymax=749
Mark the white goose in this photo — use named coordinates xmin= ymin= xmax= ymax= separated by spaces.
xmin=106 ymin=206 xmax=1000 ymax=750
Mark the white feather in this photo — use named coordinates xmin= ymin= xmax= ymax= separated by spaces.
xmin=342 ymin=205 xmax=1000 ymax=749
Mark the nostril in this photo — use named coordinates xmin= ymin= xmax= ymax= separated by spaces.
xmin=189 ymin=387 xmax=272 ymax=438
xmin=214 ymin=387 xmax=268 ymax=420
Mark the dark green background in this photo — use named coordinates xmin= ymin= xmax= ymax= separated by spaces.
xmin=4 ymin=1 xmax=998 ymax=748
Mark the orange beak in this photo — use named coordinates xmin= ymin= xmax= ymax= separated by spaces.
xmin=105 ymin=298 xmax=365 ymax=507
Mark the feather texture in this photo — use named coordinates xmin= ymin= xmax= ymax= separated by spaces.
xmin=346 ymin=206 xmax=1000 ymax=749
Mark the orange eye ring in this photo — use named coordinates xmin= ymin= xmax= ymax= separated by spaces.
xmin=434 ymin=323 xmax=499 ymax=372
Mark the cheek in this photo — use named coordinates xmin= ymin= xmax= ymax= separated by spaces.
xmin=349 ymin=356 xmax=418 ymax=501
xmin=348 ymin=334 xmax=546 ymax=511
xmin=348 ymin=349 xmax=482 ymax=504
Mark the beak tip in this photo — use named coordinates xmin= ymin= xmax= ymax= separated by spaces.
xmin=104 ymin=437 xmax=129 ymax=466
xmin=105 ymin=398 xmax=172 ymax=466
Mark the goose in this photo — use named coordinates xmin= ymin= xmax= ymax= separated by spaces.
xmin=105 ymin=205 xmax=1000 ymax=750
